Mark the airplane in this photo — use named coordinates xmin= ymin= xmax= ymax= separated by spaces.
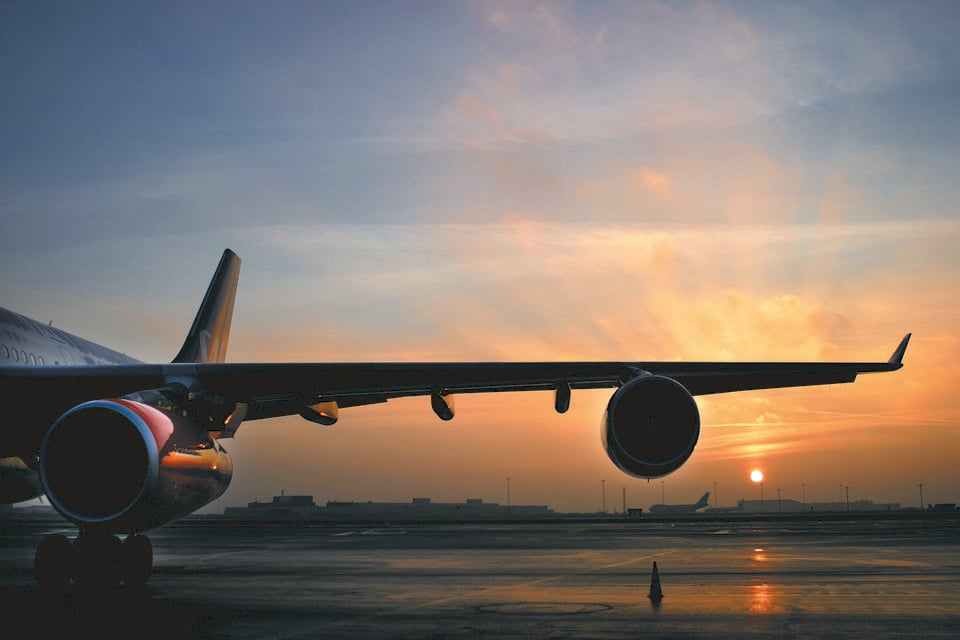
xmin=648 ymin=491 xmax=711 ymax=514
xmin=0 ymin=249 xmax=910 ymax=589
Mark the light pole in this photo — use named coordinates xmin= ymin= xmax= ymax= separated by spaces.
xmin=601 ymin=479 xmax=606 ymax=513
xmin=801 ymin=483 xmax=806 ymax=506
xmin=845 ymin=486 xmax=850 ymax=511
xmin=713 ymin=481 xmax=718 ymax=508
xmin=661 ymin=480 xmax=665 ymax=504
xmin=506 ymin=477 xmax=511 ymax=507
xmin=760 ymin=482 xmax=765 ymax=513
xmin=918 ymin=483 xmax=924 ymax=511
xmin=777 ymin=488 xmax=782 ymax=513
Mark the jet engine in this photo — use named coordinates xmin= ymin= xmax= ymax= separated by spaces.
xmin=39 ymin=396 xmax=232 ymax=533
xmin=601 ymin=375 xmax=700 ymax=478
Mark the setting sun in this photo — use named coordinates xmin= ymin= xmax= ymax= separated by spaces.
xmin=750 ymin=470 xmax=764 ymax=483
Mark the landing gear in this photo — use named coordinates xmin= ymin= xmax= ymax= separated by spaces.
xmin=122 ymin=533 xmax=153 ymax=585
xmin=73 ymin=531 xmax=122 ymax=588
xmin=34 ymin=531 xmax=153 ymax=591
xmin=34 ymin=533 xmax=72 ymax=592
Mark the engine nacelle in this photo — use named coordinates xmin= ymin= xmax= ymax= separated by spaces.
xmin=40 ymin=397 xmax=232 ymax=532
xmin=602 ymin=375 xmax=700 ymax=478
xmin=0 ymin=456 xmax=43 ymax=503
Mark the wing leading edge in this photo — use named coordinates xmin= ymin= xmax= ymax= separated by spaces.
xmin=200 ymin=336 xmax=910 ymax=406
xmin=0 ymin=333 xmax=910 ymax=429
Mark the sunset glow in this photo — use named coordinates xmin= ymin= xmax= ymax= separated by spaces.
xmin=2 ymin=3 xmax=958 ymax=513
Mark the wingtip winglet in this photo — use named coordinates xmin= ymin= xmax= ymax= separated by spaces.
xmin=888 ymin=333 xmax=911 ymax=366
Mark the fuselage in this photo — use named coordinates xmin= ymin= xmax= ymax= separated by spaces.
xmin=0 ymin=306 xmax=233 ymax=519
xmin=1 ymin=306 xmax=142 ymax=502
xmin=0 ymin=307 xmax=141 ymax=368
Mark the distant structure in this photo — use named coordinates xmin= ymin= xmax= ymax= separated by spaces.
xmin=224 ymin=494 xmax=320 ymax=519
xmin=736 ymin=498 xmax=901 ymax=514
xmin=223 ymin=494 xmax=555 ymax=521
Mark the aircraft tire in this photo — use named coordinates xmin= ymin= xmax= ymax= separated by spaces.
xmin=34 ymin=533 xmax=73 ymax=592
xmin=73 ymin=532 xmax=121 ymax=589
xmin=121 ymin=533 xmax=153 ymax=585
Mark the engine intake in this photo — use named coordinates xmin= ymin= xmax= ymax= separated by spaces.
xmin=602 ymin=375 xmax=700 ymax=478
xmin=40 ymin=397 xmax=232 ymax=532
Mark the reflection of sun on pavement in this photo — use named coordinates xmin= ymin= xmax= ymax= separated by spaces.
xmin=750 ymin=583 xmax=773 ymax=614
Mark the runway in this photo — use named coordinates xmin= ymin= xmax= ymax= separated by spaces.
xmin=1 ymin=516 xmax=958 ymax=638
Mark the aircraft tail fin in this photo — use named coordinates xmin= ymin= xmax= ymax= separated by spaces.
xmin=172 ymin=249 xmax=241 ymax=364
xmin=697 ymin=492 xmax=710 ymax=508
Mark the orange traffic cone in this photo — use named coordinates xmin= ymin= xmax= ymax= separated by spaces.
xmin=648 ymin=561 xmax=663 ymax=602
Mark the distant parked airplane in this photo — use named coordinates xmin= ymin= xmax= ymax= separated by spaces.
xmin=649 ymin=491 xmax=711 ymax=514
xmin=0 ymin=249 xmax=909 ymax=588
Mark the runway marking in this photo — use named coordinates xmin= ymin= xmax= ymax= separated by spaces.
xmin=400 ymin=548 xmax=680 ymax=612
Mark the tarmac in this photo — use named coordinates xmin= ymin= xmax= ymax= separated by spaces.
xmin=1 ymin=515 xmax=958 ymax=638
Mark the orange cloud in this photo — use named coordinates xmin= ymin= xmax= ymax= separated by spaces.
xmin=630 ymin=166 xmax=676 ymax=200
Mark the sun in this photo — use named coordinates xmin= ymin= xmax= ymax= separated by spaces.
xmin=750 ymin=470 xmax=764 ymax=483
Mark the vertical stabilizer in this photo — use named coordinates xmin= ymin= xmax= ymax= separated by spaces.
xmin=172 ymin=249 xmax=241 ymax=364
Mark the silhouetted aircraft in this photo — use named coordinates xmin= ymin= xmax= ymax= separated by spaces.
xmin=0 ymin=249 xmax=910 ymax=588
xmin=649 ymin=491 xmax=710 ymax=514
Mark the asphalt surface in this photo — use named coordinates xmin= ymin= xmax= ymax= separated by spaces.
xmin=1 ymin=516 xmax=958 ymax=638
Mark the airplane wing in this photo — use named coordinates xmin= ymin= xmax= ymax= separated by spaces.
xmin=0 ymin=332 xmax=910 ymax=435
xmin=199 ymin=337 xmax=909 ymax=420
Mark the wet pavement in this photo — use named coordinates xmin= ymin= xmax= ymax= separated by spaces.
xmin=1 ymin=516 xmax=958 ymax=638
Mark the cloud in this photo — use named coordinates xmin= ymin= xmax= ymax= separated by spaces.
xmin=631 ymin=167 xmax=675 ymax=199
xmin=431 ymin=1 xmax=937 ymax=154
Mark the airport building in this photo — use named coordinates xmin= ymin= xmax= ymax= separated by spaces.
xmin=735 ymin=498 xmax=901 ymax=514
xmin=223 ymin=494 xmax=555 ymax=521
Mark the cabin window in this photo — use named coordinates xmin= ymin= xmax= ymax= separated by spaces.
xmin=1 ymin=345 xmax=8 ymax=359
xmin=38 ymin=355 xmax=45 ymax=365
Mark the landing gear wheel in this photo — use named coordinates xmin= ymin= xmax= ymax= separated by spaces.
xmin=33 ymin=531 xmax=157 ymax=590
xmin=73 ymin=532 xmax=121 ymax=589
xmin=121 ymin=534 xmax=153 ymax=585
xmin=34 ymin=533 xmax=73 ymax=592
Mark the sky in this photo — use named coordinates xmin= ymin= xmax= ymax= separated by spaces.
xmin=1 ymin=1 xmax=958 ymax=513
